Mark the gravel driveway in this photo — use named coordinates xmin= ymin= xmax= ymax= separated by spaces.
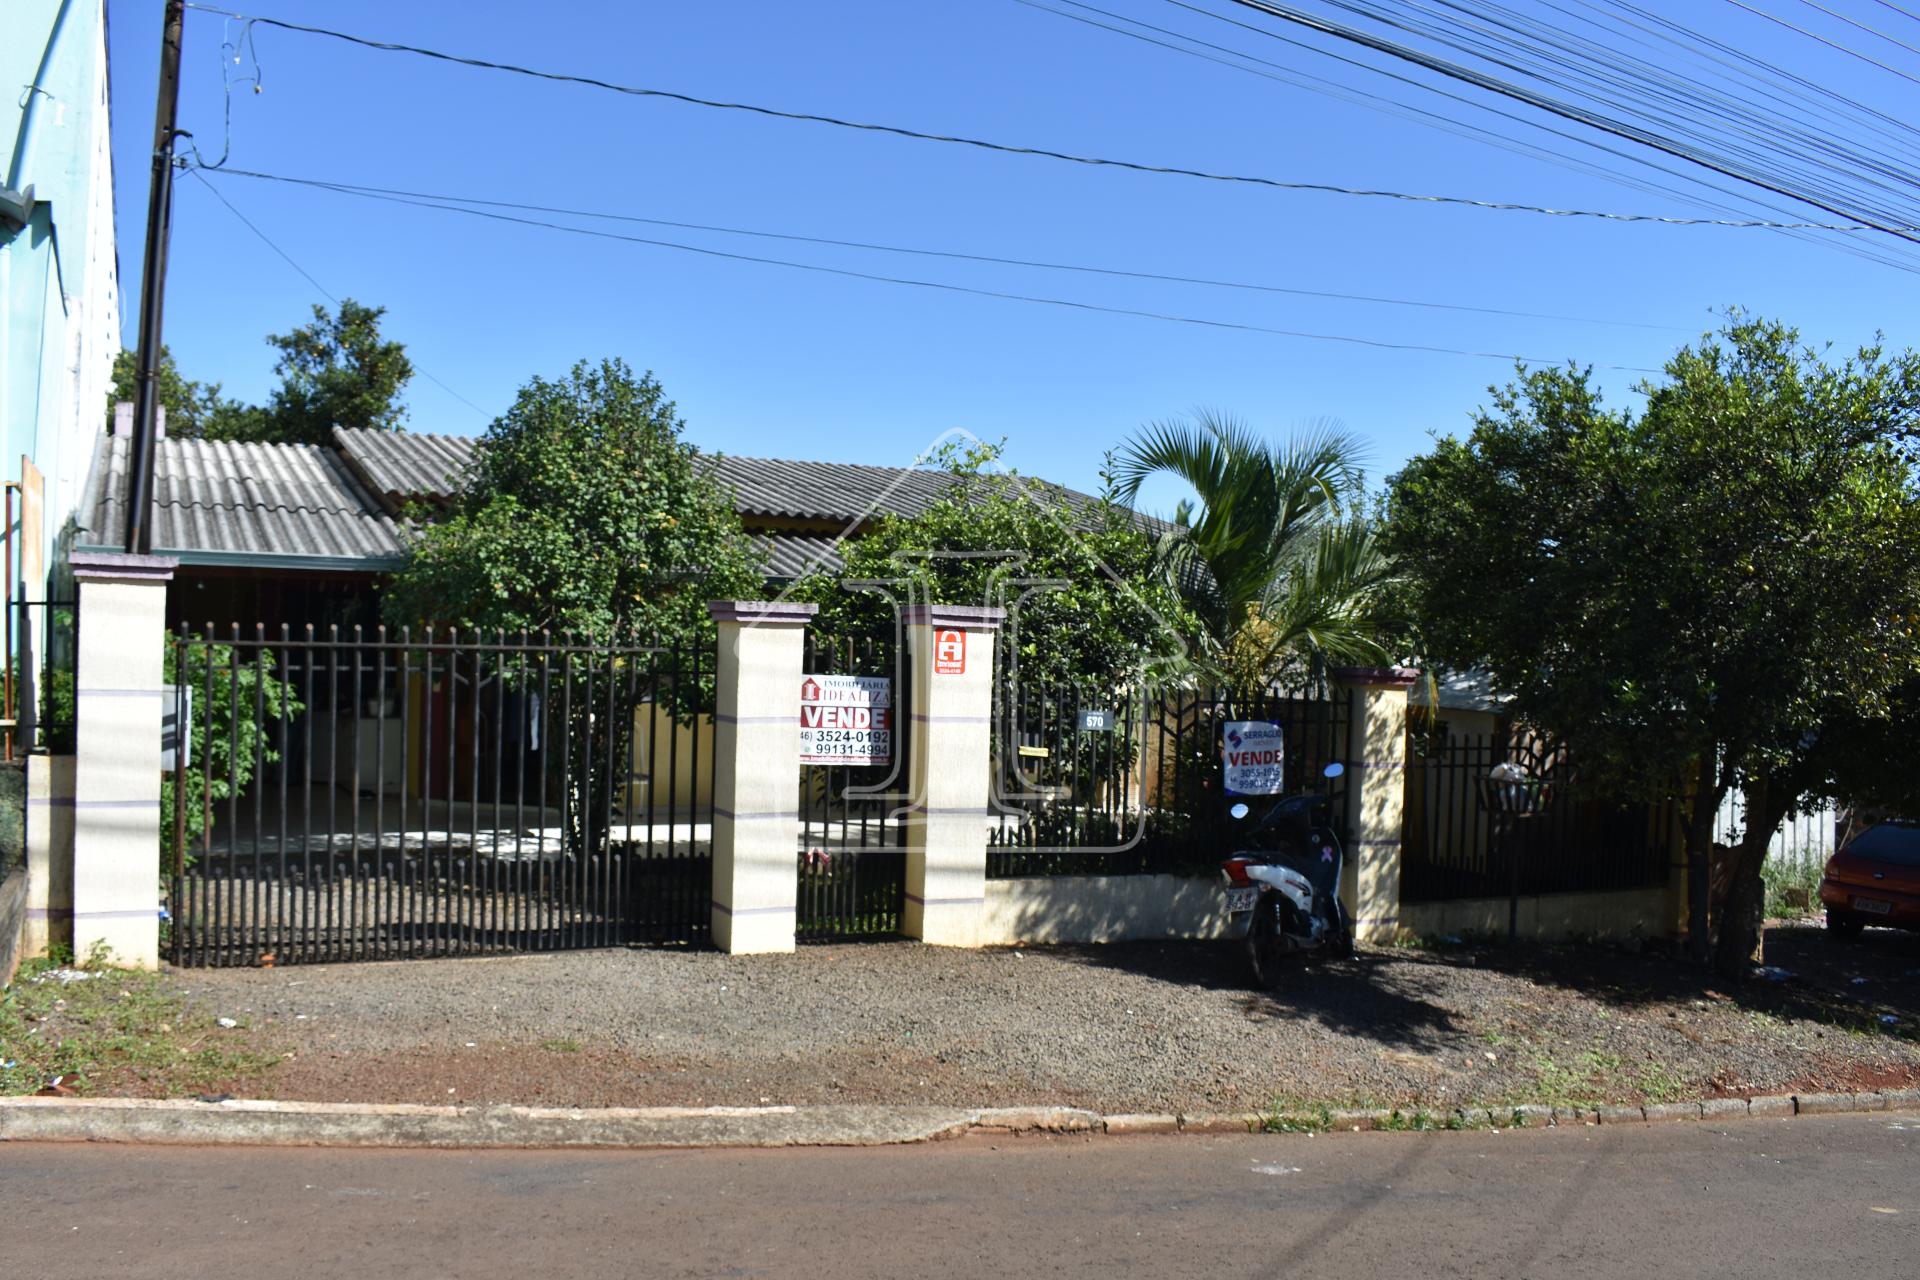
xmin=172 ymin=922 xmax=1920 ymax=1114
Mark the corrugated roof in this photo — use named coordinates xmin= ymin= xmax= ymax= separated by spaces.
xmin=329 ymin=429 xmax=1164 ymax=533
xmin=333 ymin=426 xmax=474 ymax=508
xmin=76 ymin=434 xmax=408 ymax=569
xmin=753 ymin=531 xmax=846 ymax=580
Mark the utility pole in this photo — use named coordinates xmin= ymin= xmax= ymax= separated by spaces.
xmin=125 ymin=0 xmax=186 ymax=555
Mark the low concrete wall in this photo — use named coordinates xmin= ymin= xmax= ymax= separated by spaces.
xmin=1400 ymin=887 xmax=1673 ymax=942
xmin=0 ymin=867 xmax=26 ymax=985
xmin=981 ymin=873 xmax=1231 ymax=945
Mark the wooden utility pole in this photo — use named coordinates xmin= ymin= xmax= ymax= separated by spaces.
xmin=125 ymin=0 xmax=187 ymax=554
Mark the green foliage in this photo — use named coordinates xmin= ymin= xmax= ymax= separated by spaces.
xmin=1254 ymin=1100 xmax=1333 ymax=1133
xmin=160 ymin=644 xmax=303 ymax=871
xmin=386 ymin=358 xmax=763 ymax=657
xmin=106 ymin=300 xmax=411 ymax=446
xmin=1386 ymin=312 xmax=1920 ymax=968
xmin=791 ymin=440 xmax=1196 ymax=691
xmin=250 ymin=298 xmax=412 ymax=444
xmin=1762 ymin=854 xmax=1825 ymax=918
xmin=1112 ymin=411 xmax=1394 ymax=690
xmin=0 ymin=954 xmax=279 ymax=1097
xmin=105 ymin=345 xmax=242 ymax=440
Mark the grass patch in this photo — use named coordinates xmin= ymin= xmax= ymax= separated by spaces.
xmin=1254 ymin=1100 xmax=1332 ymax=1133
xmin=540 ymin=1037 xmax=583 ymax=1054
xmin=1763 ymin=856 xmax=1825 ymax=919
xmin=0 ymin=952 xmax=279 ymax=1097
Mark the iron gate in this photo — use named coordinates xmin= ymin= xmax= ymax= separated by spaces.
xmin=796 ymin=632 xmax=908 ymax=940
xmin=166 ymin=626 xmax=714 ymax=966
xmin=988 ymin=678 xmax=1350 ymax=878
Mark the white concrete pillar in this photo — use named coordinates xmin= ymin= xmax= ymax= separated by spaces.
xmin=1334 ymin=666 xmax=1417 ymax=947
xmin=707 ymin=601 xmax=815 ymax=955
xmin=22 ymin=751 xmax=76 ymax=961
xmin=68 ymin=552 xmax=177 ymax=970
xmin=901 ymin=604 xmax=1005 ymax=946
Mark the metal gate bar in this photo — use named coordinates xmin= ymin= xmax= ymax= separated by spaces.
xmin=167 ymin=626 xmax=714 ymax=966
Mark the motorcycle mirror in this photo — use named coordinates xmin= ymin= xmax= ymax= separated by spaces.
xmin=1323 ymin=762 xmax=1345 ymax=779
xmin=1228 ymin=803 xmax=1250 ymax=820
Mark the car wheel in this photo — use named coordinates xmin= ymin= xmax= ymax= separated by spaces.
xmin=1246 ymin=892 xmax=1287 ymax=991
xmin=1826 ymin=909 xmax=1864 ymax=940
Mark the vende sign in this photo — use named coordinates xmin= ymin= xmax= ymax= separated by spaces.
xmin=1222 ymin=720 xmax=1286 ymax=796
xmin=799 ymin=674 xmax=892 ymax=766
xmin=934 ymin=628 xmax=966 ymax=675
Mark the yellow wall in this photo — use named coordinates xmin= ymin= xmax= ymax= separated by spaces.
xmin=1400 ymin=887 xmax=1674 ymax=941
xmin=626 ymin=705 xmax=716 ymax=815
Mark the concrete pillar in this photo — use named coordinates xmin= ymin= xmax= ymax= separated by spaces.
xmin=68 ymin=552 xmax=177 ymax=970
xmin=707 ymin=600 xmax=816 ymax=955
xmin=1334 ymin=666 xmax=1418 ymax=947
xmin=901 ymin=604 xmax=1005 ymax=946
xmin=22 ymin=751 xmax=76 ymax=961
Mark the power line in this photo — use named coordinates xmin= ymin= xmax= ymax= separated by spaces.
xmin=1024 ymin=0 xmax=1920 ymax=277
xmin=184 ymin=168 xmax=490 ymax=419
xmin=1208 ymin=0 xmax=1920 ymax=243
xmin=188 ymin=163 xmax=1662 ymax=372
xmin=207 ymin=164 xmax=1683 ymax=331
xmin=1793 ymin=0 xmax=1920 ymax=57
xmin=1724 ymin=0 xmax=1920 ymax=86
xmin=1015 ymin=0 xmax=1813 ymax=223
xmin=178 ymin=2 xmax=1898 ymax=232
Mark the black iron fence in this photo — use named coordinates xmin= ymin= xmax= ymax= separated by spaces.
xmin=796 ymin=631 xmax=908 ymax=941
xmin=166 ymin=626 xmax=714 ymax=966
xmin=1401 ymin=732 xmax=1676 ymax=902
xmin=988 ymin=680 xmax=1349 ymax=878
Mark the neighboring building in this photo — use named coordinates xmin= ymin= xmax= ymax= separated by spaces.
xmin=73 ymin=426 xmax=1144 ymax=631
xmin=3 ymin=0 xmax=120 ymax=593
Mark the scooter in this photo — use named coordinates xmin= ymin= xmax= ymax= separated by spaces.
xmin=1220 ymin=762 xmax=1352 ymax=989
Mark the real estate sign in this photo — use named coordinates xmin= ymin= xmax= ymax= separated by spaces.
xmin=799 ymin=674 xmax=892 ymax=766
xmin=1222 ymin=720 xmax=1285 ymax=795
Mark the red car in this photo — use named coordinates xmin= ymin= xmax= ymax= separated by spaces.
xmin=1822 ymin=821 xmax=1920 ymax=937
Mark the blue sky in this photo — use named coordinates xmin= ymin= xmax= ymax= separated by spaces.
xmin=107 ymin=1 xmax=1918 ymax=518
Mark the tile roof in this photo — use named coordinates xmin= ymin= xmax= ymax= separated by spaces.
xmin=76 ymin=434 xmax=408 ymax=569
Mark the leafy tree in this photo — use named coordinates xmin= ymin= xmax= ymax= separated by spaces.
xmin=789 ymin=440 xmax=1197 ymax=692
xmin=386 ymin=359 xmax=761 ymax=853
xmin=106 ymin=300 xmax=411 ymax=445
xmin=105 ymin=345 xmax=238 ymax=440
xmin=385 ymin=358 xmax=763 ymax=647
xmin=1111 ymin=411 xmax=1393 ymax=692
xmin=1386 ymin=314 xmax=1920 ymax=973
xmin=248 ymin=299 xmax=412 ymax=444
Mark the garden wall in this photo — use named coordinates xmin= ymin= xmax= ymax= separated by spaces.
xmin=1399 ymin=886 xmax=1676 ymax=942
xmin=979 ymin=873 xmax=1232 ymax=945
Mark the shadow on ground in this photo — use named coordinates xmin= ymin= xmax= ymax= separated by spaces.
xmin=1046 ymin=940 xmax=1470 ymax=1052
xmin=1052 ymin=921 xmax=1920 ymax=1055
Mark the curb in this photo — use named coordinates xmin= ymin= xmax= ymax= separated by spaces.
xmin=1 ymin=1088 xmax=1915 ymax=1151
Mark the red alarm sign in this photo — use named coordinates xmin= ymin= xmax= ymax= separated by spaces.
xmin=934 ymin=628 xmax=966 ymax=675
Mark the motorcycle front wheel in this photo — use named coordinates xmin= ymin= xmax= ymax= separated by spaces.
xmin=1245 ymin=891 xmax=1288 ymax=991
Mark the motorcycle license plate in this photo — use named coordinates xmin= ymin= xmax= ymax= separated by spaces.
xmin=1855 ymin=897 xmax=1894 ymax=915
xmin=1225 ymin=887 xmax=1259 ymax=914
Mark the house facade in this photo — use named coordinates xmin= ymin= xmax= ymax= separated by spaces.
xmin=3 ymin=0 xmax=120 ymax=592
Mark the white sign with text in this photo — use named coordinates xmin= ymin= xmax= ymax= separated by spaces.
xmin=799 ymin=674 xmax=892 ymax=766
xmin=1222 ymin=720 xmax=1286 ymax=796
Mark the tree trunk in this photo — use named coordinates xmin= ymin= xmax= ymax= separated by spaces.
xmin=1713 ymin=776 xmax=1788 ymax=977
xmin=1683 ymin=758 xmax=1728 ymax=965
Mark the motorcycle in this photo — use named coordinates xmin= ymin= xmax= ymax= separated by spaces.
xmin=1220 ymin=762 xmax=1352 ymax=988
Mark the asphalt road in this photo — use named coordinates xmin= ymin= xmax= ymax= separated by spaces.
xmin=3 ymin=1115 xmax=1915 ymax=1279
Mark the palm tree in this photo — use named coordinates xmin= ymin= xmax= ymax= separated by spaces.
xmin=1113 ymin=411 xmax=1393 ymax=690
